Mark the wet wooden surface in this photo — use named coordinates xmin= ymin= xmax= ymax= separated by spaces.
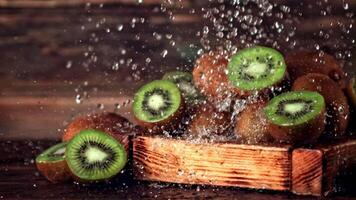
xmin=1 ymin=139 xmax=356 ymax=200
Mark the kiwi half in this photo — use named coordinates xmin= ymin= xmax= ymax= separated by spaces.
xmin=162 ymin=71 xmax=203 ymax=104
xmin=193 ymin=52 xmax=234 ymax=101
xmin=264 ymin=91 xmax=326 ymax=144
xmin=36 ymin=142 xmax=71 ymax=183
xmin=346 ymin=78 xmax=356 ymax=109
xmin=65 ymin=130 xmax=127 ymax=182
xmin=286 ymin=50 xmax=346 ymax=88
xmin=292 ymin=73 xmax=350 ymax=137
xmin=132 ymin=80 xmax=184 ymax=133
xmin=63 ymin=113 xmax=133 ymax=150
xmin=234 ymin=101 xmax=272 ymax=144
xmin=187 ymin=103 xmax=232 ymax=137
xmin=227 ymin=46 xmax=287 ymax=96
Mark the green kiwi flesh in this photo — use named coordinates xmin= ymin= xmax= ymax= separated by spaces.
xmin=228 ymin=46 xmax=286 ymax=91
xmin=162 ymin=71 xmax=203 ymax=104
xmin=65 ymin=130 xmax=127 ymax=182
xmin=264 ymin=91 xmax=325 ymax=126
xmin=133 ymin=80 xmax=182 ymax=123
xmin=36 ymin=142 xmax=67 ymax=163
xmin=347 ymin=78 xmax=356 ymax=108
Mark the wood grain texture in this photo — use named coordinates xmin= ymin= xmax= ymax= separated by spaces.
xmin=320 ymin=139 xmax=356 ymax=196
xmin=292 ymin=139 xmax=356 ymax=196
xmin=133 ymin=136 xmax=291 ymax=191
xmin=292 ymin=149 xmax=323 ymax=196
xmin=3 ymin=164 xmax=355 ymax=200
xmin=0 ymin=95 xmax=134 ymax=139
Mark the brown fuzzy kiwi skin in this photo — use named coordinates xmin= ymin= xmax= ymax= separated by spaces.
xmin=134 ymin=98 xmax=186 ymax=135
xmin=193 ymin=52 xmax=243 ymax=101
xmin=286 ymin=50 xmax=346 ymax=89
xmin=267 ymin=108 xmax=326 ymax=145
xmin=62 ymin=113 xmax=135 ymax=149
xmin=36 ymin=160 xmax=71 ymax=183
xmin=292 ymin=73 xmax=350 ymax=137
xmin=187 ymin=103 xmax=232 ymax=136
xmin=234 ymin=101 xmax=273 ymax=144
xmin=346 ymin=78 xmax=356 ymax=109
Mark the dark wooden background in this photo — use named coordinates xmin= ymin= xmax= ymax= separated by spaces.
xmin=0 ymin=0 xmax=355 ymax=199
xmin=0 ymin=0 xmax=355 ymax=139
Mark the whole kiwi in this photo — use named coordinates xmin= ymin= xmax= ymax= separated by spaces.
xmin=292 ymin=73 xmax=350 ymax=137
xmin=234 ymin=101 xmax=273 ymax=144
xmin=187 ymin=103 xmax=232 ymax=137
xmin=62 ymin=112 xmax=135 ymax=149
xmin=193 ymin=51 xmax=237 ymax=102
xmin=286 ymin=50 xmax=346 ymax=89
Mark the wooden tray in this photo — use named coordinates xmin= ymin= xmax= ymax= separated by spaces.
xmin=132 ymin=136 xmax=356 ymax=196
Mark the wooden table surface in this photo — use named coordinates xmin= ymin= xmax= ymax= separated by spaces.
xmin=0 ymin=139 xmax=355 ymax=200
xmin=1 ymin=161 xmax=356 ymax=199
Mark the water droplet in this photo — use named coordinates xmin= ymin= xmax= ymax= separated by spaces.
xmin=161 ymin=49 xmax=168 ymax=58
xmin=66 ymin=61 xmax=72 ymax=69
xmin=117 ymin=24 xmax=123 ymax=31
xmin=75 ymin=94 xmax=83 ymax=104
xmin=112 ymin=62 xmax=119 ymax=70
xmin=343 ymin=3 xmax=349 ymax=10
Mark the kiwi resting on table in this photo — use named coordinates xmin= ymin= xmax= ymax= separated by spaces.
xmin=234 ymin=101 xmax=272 ymax=144
xmin=36 ymin=142 xmax=71 ymax=183
xmin=346 ymin=78 xmax=356 ymax=109
xmin=292 ymin=73 xmax=350 ymax=137
xmin=162 ymin=71 xmax=204 ymax=105
xmin=227 ymin=46 xmax=288 ymax=98
xmin=264 ymin=91 xmax=326 ymax=144
xmin=65 ymin=130 xmax=127 ymax=182
xmin=63 ymin=112 xmax=133 ymax=149
xmin=187 ymin=103 xmax=232 ymax=137
xmin=132 ymin=80 xmax=185 ymax=134
xmin=285 ymin=50 xmax=346 ymax=89
xmin=193 ymin=51 xmax=235 ymax=101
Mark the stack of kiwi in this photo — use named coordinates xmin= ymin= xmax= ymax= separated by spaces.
xmin=132 ymin=46 xmax=354 ymax=145
xmin=36 ymin=45 xmax=355 ymax=183
xmin=36 ymin=113 xmax=137 ymax=183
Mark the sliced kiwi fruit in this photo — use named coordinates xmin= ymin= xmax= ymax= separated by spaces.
xmin=162 ymin=71 xmax=204 ymax=104
xmin=193 ymin=51 xmax=235 ymax=101
xmin=234 ymin=101 xmax=273 ymax=144
xmin=346 ymin=78 xmax=356 ymax=109
xmin=187 ymin=103 xmax=232 ymax=137
xmin=36 ymin=142 xmax=71 ymax=183
xmin=63 ymin=113 xmax=134 ymax=150
xmin=292 ymin=73 xmax=350 ymax=137
xmin=132 ymin=80 xmax=184 ymax=133
xmin=286 ymin=50 xmax=346 ymax=89
xmin=227 ymin=46 xmax=287 ymax=96
xmin=264 ymin=91 xmax=326 ymax=144
xmin=65 ymin=130 xmax=127 ymax=182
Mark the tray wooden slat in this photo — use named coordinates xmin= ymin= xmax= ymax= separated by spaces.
xmin=133 ymin=136 xmax=356 ymax=196
xmin=133 ymin=136 xmax=291 ymax=191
